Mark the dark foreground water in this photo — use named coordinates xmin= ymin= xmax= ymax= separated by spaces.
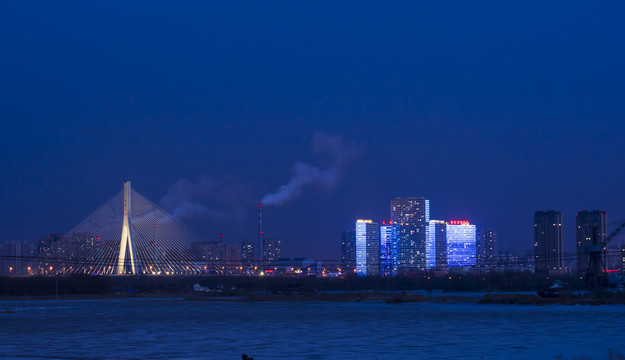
xmin=1 ymin=297 xmax=624 ymax=360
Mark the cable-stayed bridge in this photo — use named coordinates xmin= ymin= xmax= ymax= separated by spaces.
xmin=38 ymin=181 xmax=211 ymax=275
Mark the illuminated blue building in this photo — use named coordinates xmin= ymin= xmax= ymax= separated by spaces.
xmin=446 ymin=221 xmax=476 ymax=267
xmin=356 ymin=219 xmax=380 ymax=276
xmin=391 ymin=197 xmax=430 ymax=272
xmin=380 ymin=221 xmax=399 ymax=276
xmin=426 ymin=220 xmax=447 ymax=269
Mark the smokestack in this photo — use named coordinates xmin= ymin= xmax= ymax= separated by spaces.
xmin=258 ymin=203 xmax=263 ymax=262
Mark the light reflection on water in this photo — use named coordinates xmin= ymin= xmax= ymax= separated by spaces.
xmin=1 ymin=298 xmax=624 ymax=360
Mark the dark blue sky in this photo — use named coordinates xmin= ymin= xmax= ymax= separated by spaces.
xmin=1 ymin=1 xmax=624 ymax=259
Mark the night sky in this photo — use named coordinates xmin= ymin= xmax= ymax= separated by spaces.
xmin=1 ymin=1 xmax=625 ymax=259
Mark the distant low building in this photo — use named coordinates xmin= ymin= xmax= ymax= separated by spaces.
xmin=222 ymin=243 xmax=241 ymax=273
xmin=0 ymin=240 xmax=36 ymax=276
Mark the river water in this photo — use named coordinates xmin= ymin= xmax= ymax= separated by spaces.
xmin=1 ymin=297 xmax=623 ymax=359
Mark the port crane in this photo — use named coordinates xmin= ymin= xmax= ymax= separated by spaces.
xmin=585 ymin=220 xmax=625 ymax=288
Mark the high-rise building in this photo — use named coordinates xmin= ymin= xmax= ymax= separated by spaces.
xmin=380 ymin=221 xmax=399 ymax=276
xmin=355 ymin=219 xmax=380 ymax=276
xmin=426 ymin=220 xmax=447 ymax=269
xmin=341 ymin=230 xmax=356 ymax=274
xmin=446 ymin=221 xmax=476 ymax=267
xmin=533 ymin=211 xmax=563 ymax=273
xmin=576 ymin=210 xmax=607 ymax=274
xmin=391 ymin=197 xmax=430 ymax=272
xmin=241 ymin=239 xmax=255 ymax=267
xmin=477 ymin=228 xmax=498 ymax=267
xmin=621 ymin=245 xmax=625 ymax=273
xmin=263 ymin=238 xmax=281 ymax=263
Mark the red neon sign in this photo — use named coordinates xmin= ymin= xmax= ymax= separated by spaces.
xmin=449 ymin=220 xmax=470 ymax=225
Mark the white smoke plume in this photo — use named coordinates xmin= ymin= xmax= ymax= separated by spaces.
xmin=160 ymin=176 xmax=250 ymax=222
xmin=261 ymin=133 xmax=358 ymax=206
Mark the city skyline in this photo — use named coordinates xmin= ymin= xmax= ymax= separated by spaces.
xmin=2 ymin=2 xmax=625 ymax=260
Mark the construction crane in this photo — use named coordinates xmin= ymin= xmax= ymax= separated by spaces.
xmin=585 ymin=220 xmax=625 ymax=288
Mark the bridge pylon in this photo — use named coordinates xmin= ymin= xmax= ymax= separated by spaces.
xmin=117 ymin=181 xmax=138 ymax=275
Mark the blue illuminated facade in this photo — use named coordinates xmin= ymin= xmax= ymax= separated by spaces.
xmin=426 ymin=220 xmax=447 ymax=269
xmin=380 ymin=222 xmax=399 ymax=276
xmin=355 ymin=219 xmax=380 ymax=276
xmin=446 ymin=221 xmax=476 ymax=267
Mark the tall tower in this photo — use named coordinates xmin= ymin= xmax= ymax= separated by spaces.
xmin=355 ymin=219 xmax=380 ymax=276
xmin=533 ymin=210 xmax=563 ymax=274
xmin=258 ymin=203 xmax=263 ymax=262
xmin=117 ymin=181 xmax=138 ymax=275
xmin=341 ymin=230 xmax=356 ymax=274
xmin=477 ymin=228 xmax=498 ymax=267
xmin=427 ymin=220 xmax=447 ymax=269
xmin=390 ymin=197 xmax=430 ymax=272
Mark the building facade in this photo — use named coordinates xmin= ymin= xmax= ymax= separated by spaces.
xmin=576 ymin=210 xmax=607 ymax=274
xmin=446 ymin=221 xmax=476 ymax=267
xmin=241 ymin=239 xmax=255 ymax=267
xmin=533 ymin=211 xmax=563 ymax=273
xmin=355 ymin=219 xmax=380 ymax=276
xmin=426 ymin=220 xmax=447 ymax=269
xmin=477 ymin=228 xmax=497 ymax=267
xmin=262 ymin=238 xmax=282 ymax=264
xmin=391 ymin=197 xmax=430 ymax=272
xmin=341 ymin=230 xmax=356 ymax=274
xmin=380 ymin=221 xmax=399 ymax=276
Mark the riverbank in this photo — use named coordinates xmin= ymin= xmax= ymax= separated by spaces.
xmin=5 ymin=290 xmax=624 ymax=306
xmin=2 ymin=289 xmax=625 ymax=306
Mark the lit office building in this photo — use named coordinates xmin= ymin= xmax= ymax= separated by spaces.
xmin=427 ymin=220 xmax=447 ymax=269
xmin=341 ymin=230 xmax=356 ymax=274
xmin=391 ymin=197 xmax=430 ymax=272
xmin=477 ymin=228 xmax=498 ymax=267
xmin=380 ymin=221 xmax=399 ymax=276
xmin=534 ymin=211 xmax=563 ymax=273
xmin=576 ymin=210 xmax=607 ymax=274
xmin=446 ymin=221 xmax=476 ymax=267
xmin=355 ymin=219 xmax=380 ymax=276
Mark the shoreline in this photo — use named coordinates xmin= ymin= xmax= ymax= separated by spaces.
xmin=2 ymin=291 xmax=625 ymax=305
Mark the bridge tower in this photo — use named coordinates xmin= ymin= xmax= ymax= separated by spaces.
xmin=117 ymin=181 xmax=138 ymax=275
